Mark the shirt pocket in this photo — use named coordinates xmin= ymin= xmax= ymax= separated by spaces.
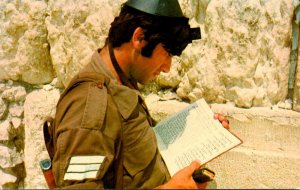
xmin=123 ymin=130 xmax=157 ymax=177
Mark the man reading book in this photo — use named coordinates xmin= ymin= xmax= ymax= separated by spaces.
xmin=43 ymin=0 xmax=229 ymax=189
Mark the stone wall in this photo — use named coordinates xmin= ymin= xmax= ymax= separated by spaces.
xmin=0 ymin=0 xmax=298 ymax=188
xmin=0 ymin=81 xmax=26 ymax=188
xmin=156 ymin=0 xmax=294 ymax=108
xmin=294 ymin=2 xmax=300 ymax=112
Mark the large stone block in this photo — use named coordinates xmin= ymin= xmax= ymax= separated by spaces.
xmin=23 ymin=87 xmax=60 ymax=188
xmin=0 ymin=0 xmax=54 ymax=84
xmin=211 ymin=104 xmax=300 ymax=151
xmin=207 ymin=148 xmax=300 ymax=189
xmin=175 ymin=0 xmax=294 ymax=107
xmin=46 ymin=0 xmax=116 ymax=87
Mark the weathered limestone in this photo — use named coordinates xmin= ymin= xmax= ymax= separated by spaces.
xmin=0 ymin=0 xmax=55 ymax=84
xmin=0 ymin=170 xmax=17 ymax=187
xmin=0 ymin=134 xmax=24 ymax=188
xmin=46 ymin=0 xmax=117 ymax=87
xmin=210 ymin=148 xmax=300 ymax=188
xmin=0 ymin=145 xmax=23 ymax=169
xmin=23 ymin=87 xmax=60 ymax=188
xmin=0 ymin=81 xmax=26 ymax=188
xmin=145 ymin=94 xmax=189 ymax=122
xmin=174 ymin=0 xmax=294 ymax=108
xmin=0 ymin=120 xmax=10 ymax=141
xmin=2 ymin=86 xmax=27 ymax=102
xmin=0 ymin=98 xmax=7 ymax=119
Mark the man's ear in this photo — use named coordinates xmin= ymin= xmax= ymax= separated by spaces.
xmin=132 ymin=27 xmax=146 ymax=49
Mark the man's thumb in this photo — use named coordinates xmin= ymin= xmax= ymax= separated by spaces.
xmin=186 ymin=160 xmax=201 ymax=175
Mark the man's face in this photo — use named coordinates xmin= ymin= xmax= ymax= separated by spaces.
xmin=130 ymin=43 xmax=172 ymax=84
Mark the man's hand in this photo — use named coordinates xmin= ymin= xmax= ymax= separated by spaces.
xmin=156 ymin=161 xmax=208 ymax=189
xmin=214 ymin=113 xmax=230 ymax=129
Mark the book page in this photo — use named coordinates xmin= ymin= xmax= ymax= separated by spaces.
xmin=154 ymin=98 xmax=242 ymax=176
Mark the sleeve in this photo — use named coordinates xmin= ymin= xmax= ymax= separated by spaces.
xmin=52 ymin=81 xmax=120 ymax=188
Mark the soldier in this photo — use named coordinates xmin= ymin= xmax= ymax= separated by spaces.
xmin=43 ymin=0 xmax=229 ymax=188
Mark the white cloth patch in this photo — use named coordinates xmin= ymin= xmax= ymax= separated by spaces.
xmin=70 ymin=155 xmax=105 ymax=164
xmin=64 ymin=155 xmax=105 ymax=181
xmin=64 ymin=171 xmax=98 ymax=181
xmin=67 ymin=164 xmax=101 ymax=172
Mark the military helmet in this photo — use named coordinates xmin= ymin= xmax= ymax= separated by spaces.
xmin=125 ymin=0 xmax=184 ymax=18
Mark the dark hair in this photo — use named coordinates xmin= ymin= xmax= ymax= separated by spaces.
xmin=105 ymin=4 xmax=191 ymax=57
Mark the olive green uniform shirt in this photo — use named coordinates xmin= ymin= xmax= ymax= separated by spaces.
xmin=51 ymin=50 xmax=170 ymax=188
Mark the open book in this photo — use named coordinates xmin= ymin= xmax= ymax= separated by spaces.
xmin=153 ymin=98 xmax=242 ymax=176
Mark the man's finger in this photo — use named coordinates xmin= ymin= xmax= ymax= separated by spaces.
xmin=196 ymin=182 xmax=208 ymax=189
xmin=222 ymin=120 xmax=230 ymax=129
xmin=185 ymin=160 xmax=201 ymax=175
xmin=218 ymin=114 xmax=226 ymax=122
xmin=214 ymin=113 xmax=219 ymax=119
